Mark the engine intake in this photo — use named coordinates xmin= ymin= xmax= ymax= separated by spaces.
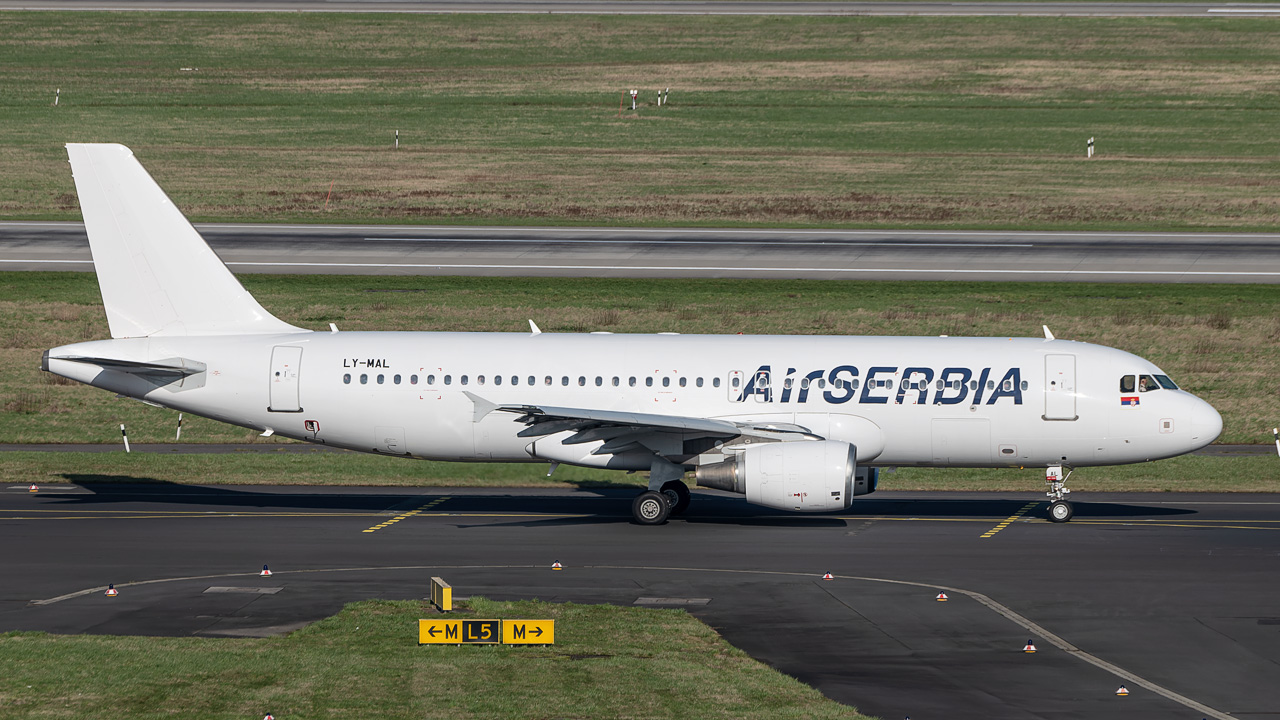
xmin=696 ymin=440 xmax=872 ymax=512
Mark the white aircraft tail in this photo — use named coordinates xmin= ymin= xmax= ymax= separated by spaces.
xmin=66 ymin=143 xmax=304 ymax=338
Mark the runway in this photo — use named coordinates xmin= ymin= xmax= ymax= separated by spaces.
xmin=3 ymin=482 xmax=1276 ymax=719
xmin=5 ymin=0 xmax=1280 ymax=17
xmin=4 ymin=222 xmax=1280 ymax=283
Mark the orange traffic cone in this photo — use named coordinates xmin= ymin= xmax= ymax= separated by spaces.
xmin=936 ymin=593 xmax=949 ymax=602
xmin=1115 ymin=685 xmax=1129 ymax=696
xmin=551 ymin=562 xmax=563 ymax=571
xmin=105 ymin=584 xmax=118 ymax=597
xmin=260 ymin=565 xmax=272 ymax=577
xmin=821 ymin=572 xmax=834 ymax=580
xmin=1023 ymin=640 xmax=1037 ymax=653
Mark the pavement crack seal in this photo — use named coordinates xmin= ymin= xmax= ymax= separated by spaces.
xmin=29 ymin=563 xmax=1231 ymax=720
xmin=980 ymin=501 xmax=1039 ymax=538
xmin=361 ymin=496 xmax=448 ymax=533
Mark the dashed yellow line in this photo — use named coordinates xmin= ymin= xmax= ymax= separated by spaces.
xmin=980 ymin=502 xmax=1039 ymax=538
xmin=362 ymin=496 xmax=449 ymax=534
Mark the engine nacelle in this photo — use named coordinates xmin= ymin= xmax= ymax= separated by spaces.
xmin=695 ymin=440 xmax=866 ymax=512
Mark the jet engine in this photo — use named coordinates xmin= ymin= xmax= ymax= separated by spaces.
xmin=695 ymin=440 xmax=874 ymax=512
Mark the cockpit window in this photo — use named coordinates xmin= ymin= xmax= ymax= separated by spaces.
xmin=1154 ymin=374 xmax=1178 ymax=390
xmin=1120 ymin=375 xmax=1135 ymax=393
xmin=1138 ymin=374 xmax=1160 ymax=392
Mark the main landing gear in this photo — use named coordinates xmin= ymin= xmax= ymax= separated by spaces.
xmin=1046 ymin=465 xmax=1073 ymax=523
xmin=631 ymin=480 xmax=691 ymax=525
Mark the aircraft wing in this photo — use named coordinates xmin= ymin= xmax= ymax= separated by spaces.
xmin=464 ymin=392 xmax=820 ymax=451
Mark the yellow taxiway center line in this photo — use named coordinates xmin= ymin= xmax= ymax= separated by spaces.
xmin=362 ymin=496 xmax=450 ymax=533
xmin=980 ymin=501 xmax=1039 ymax=538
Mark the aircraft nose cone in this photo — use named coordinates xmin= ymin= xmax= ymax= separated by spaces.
xmin=1189 ymin=399 xmax=1223 ymax=449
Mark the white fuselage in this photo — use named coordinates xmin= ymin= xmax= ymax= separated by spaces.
xmin=46 ymin=331 xmax=1223 ymax=471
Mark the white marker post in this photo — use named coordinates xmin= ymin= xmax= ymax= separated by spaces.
xmin=1087 ymin=137 xmax=1095 ymax=159
xmin=1273 ymin=427 xmax=1279 ymax=458
xmin=630 ymin=89 xmax=637 ymax=110
xmin=395 ymin=129 xmax=399 ymax=149
xmin=54 ymin=88 xmax=59 ymax=106
xmin=120 ymin=424 xmax=131 ymax=453
xmin=176 ymin=413 xmax=183 ymax=441
xmin=664 ymin=87 xmax=669 ymax=105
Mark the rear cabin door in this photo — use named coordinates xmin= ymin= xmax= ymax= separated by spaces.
xmin=268 ymin=346 xmax=303 ymax=413
xmin=1043 ymin=354 xmax=1077 ymax=421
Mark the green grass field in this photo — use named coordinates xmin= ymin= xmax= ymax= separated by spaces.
xmin=0 ymin=598 xmax=867 ymax=720
xmin=2 ymin=13 xmax=1279 ymax=229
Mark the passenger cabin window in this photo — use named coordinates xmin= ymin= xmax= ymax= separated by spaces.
xmin=360 ymin=374 xmax=368 ymax=384
xmin=426 ymin=375 xmax=434 ymax=385
xmin=646 ymin=377 xmax=654 ymax=387
xmin=662 ymin=377 xmax=670 ymax=387
xmin=696 ymin=378 xmax=704 ymax=388
xmin=679 ymin=377 xmax=687 ymax=387
xmin=444 ymin=375 xmax=452 ymax=385
xmin=528 ymin=376 xmax=535 ymax=386
xmin=629 ymin=377 xmax=637 ymax=387
xmin=612 ymin=377 xmax=620 ymax=387
xmin=561 ymin=376 xmax=569 ymax=386
xmin=713 ymin=378 xmax=721 ymax=388
xmin=461 ymin=375 xmax=469 ymax=386
xmin=477 ymin=375 xmax=485 ymax=386
xmin=578 ymin=376 xmax=586 ymax=386
xmin=377 ymin=374 xmax=385 ymax=384
xmin=343 ymin=373 xmax=351 ymax=384
xmin=595 ymin=376 xmax=603 ymax=387
xmin=545 ymin=376 xmax=552 ymax=386
xmin=394 ymin=374 xmax=401 ymax=385
xmin=494 ymin=375 xmax=502 ymax=386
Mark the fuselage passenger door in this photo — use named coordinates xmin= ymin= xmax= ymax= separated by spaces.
xmin=268 ymin=346 xmax=303 ymax=413
xmin=1043 ymin=354 xmax=1077 ymax=421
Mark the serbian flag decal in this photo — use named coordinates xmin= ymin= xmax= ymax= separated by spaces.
xmin=1121 ymin=396 xmax=1140 ymax=407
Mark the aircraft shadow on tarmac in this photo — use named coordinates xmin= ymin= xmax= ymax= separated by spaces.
xmin=52 ymin=475 xmax=1195 ymax=525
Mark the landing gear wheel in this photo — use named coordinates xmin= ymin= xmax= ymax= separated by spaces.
xmin=660 ymin=480 xmax=691 ymax=516
xmin=632 ymin=490 xmax=671 ymax=525
xmin=1048 ymin=500 xmax=1074 ymax=523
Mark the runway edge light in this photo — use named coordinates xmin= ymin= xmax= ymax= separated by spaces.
xmin=822 ymin=572 xmax=834 ymax=580
xmin=260 ymin=565 xmax=272 ymax=577
xmin=551 ymin=561 xmax=563 ymax=571
xmin=28 ymin=484 xmax=37 ymax=492
xmin=105 ymin=584 xmax=118 ymax=597
xmin=1116 ymin=685 xmax=1130 ymax=696
xmin=1023 ymin=640 xmax=1037 ymax=653
xmin=936 ymin=593 xmax=949 ymax=602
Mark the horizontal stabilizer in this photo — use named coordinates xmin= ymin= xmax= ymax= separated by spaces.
xmin=47 ymin=354 xmax=206 ymax=377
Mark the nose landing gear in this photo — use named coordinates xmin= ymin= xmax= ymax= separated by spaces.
xmin=1046 ymin=465 xmax=1073 ymax=523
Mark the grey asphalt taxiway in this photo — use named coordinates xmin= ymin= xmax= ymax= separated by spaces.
xmin=4 ymin=482 xmax=1277 ymax=719
xmin=5 ymin=222 xmax=1280 ymax=283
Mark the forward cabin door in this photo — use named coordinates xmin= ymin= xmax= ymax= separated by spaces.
xmin=268 ymin=346 xmax=303 ymax=413
xmin=1043 ymin=354 xmax=1077 ymax=421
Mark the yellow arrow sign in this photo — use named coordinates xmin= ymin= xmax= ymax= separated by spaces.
xmin=418 ymin=619 xmax=501 ymax=644
xmin=502 ymin=619 xmax=555 ymax=645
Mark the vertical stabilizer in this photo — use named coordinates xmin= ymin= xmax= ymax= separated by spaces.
xmin=66 ymin=143 xmax=304 ymax=338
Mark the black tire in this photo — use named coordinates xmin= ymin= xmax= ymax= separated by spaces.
xmin=660 ymin=480 xmax=692 ymax=516
xmin=632 ymin=490 xmax=671 ymax=525
xmin=1048 ymin=500 xmax=1074 ymax=523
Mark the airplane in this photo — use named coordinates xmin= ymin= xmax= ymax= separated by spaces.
xmin=43 ymin=144 xmax=1223 ymax=525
